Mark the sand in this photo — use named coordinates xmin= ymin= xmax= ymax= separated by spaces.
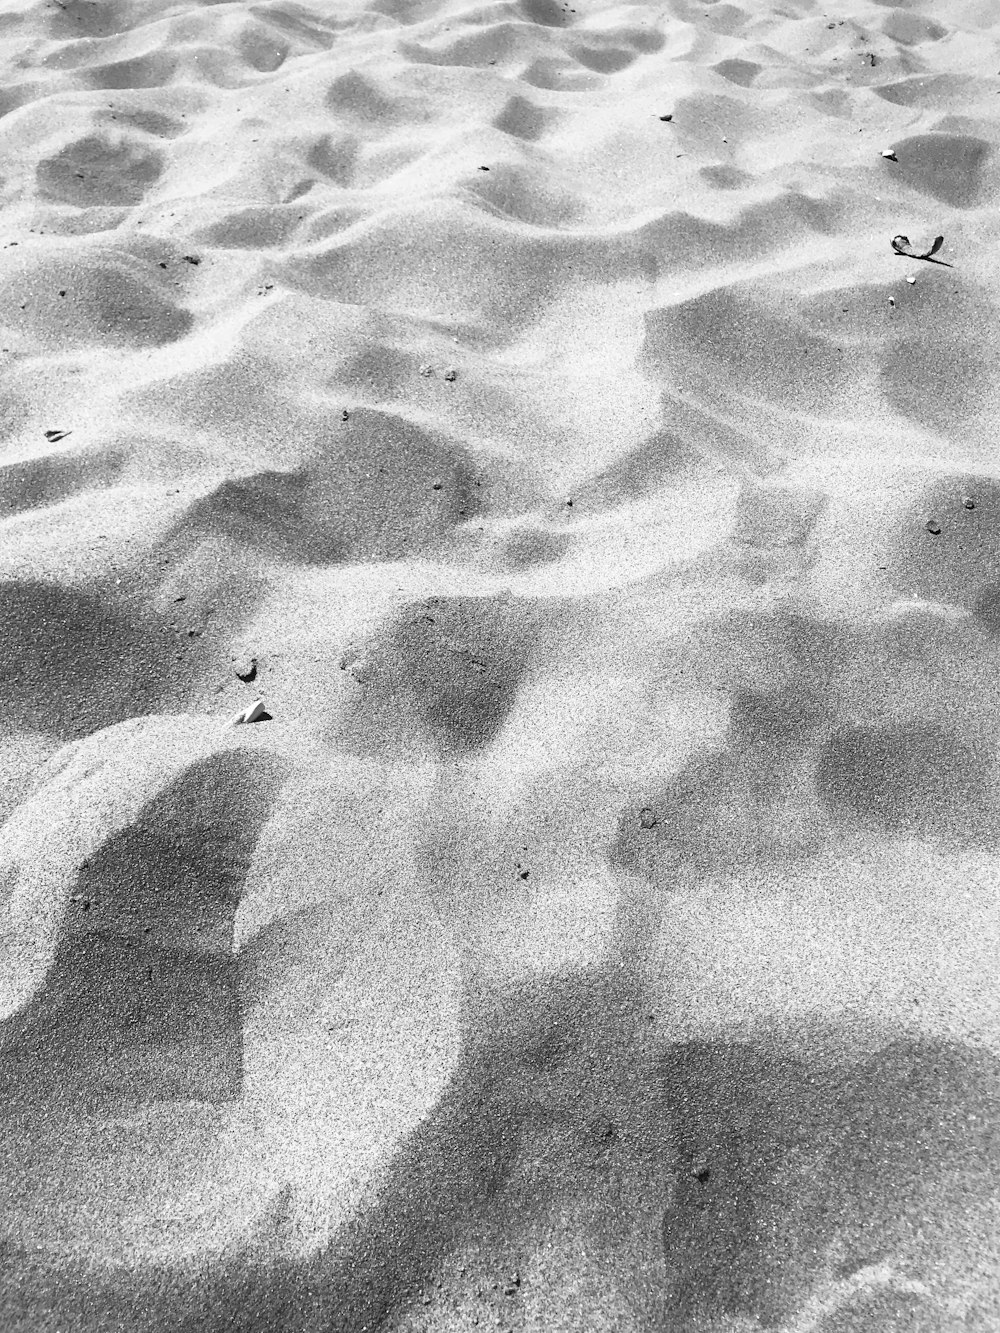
xmin=1 ymin=0 xmax=999 ymax=1327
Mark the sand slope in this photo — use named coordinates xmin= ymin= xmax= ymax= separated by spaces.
xmin=2 ymin=0 xmax=1000 ymax=1327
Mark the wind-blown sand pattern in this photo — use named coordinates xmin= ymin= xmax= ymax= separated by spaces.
xmin=1 ymin=0 xmax=999 ymax=1327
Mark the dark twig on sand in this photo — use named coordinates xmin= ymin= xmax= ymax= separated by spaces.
xmin=891 ymin=234 xmax=952 ymax=266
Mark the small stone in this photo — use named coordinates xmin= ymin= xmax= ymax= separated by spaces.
xmin=432 ymin=480 xmax=443 ymax=490
xmin=906 ymin=275 xmax=916 ymax=284
xmin=659 ymin=113 xmax=673 ymax=122
xmin=233 ymin=656 xmax=257 ymax=682
xmin=639 ymin=807 xmax=657 ymax=829
xmin=925 ymin=520 xmax=941 ymax=535
xmin=881 ymin=149 xmax=897 ymax=160
xmin=504 ymin=1271 xmax=520 ymax=1295
xmin=341 ymin=409 xmax=350 ymax=421
xmin=232 ymin=699 xmax=266 ymax=725
xmin=693 ymin=1163 xmax=711 ymax=1183
xmin=963 ymin=497 xmax=976 ymax=510
xmin=419 ymin=363 xmax=434 ymax=377
xmin=444 ymin=368 xmax=457 ymax=382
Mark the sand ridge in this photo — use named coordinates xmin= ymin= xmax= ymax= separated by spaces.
xmin=1 ymin=0 xmax=1000 ymax=1327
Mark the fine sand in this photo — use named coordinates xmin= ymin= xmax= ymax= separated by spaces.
xmin=2 ymin=0 xmax=1000 ymax=1328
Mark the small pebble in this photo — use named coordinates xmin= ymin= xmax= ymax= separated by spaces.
xmin=341 ymin=409 xmax=350 ymax=421
xmin=444 ymin=368 xmax=457 ymax=382
xmin=881 ymin=148 xmax=897 ymax=160
xmin=906 ymin=275 xmax=916 ymax=284
xmin=233 ymin=656 xmax=257 ymax=682
xmin=963 ymin=497 xmax=976 ymax=510
xmin=925 ymin=520 xmax=941 ymax=535
xmin=639 ymin=807 xmax=657 ymax=829
xmin=419 ymin=363 xmax=434 ymax=376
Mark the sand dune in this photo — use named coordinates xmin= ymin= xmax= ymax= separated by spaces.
xmin=2 ymin=0 xmax=1000 ymax=1327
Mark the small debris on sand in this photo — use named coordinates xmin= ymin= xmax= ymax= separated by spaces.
xmin=892 ymin=234 xmax=944 ymax=260
xmin=963 ymin=497 xmax=976 ymax=510
xmin=504 ymin=1272 xmax=521 ymax=1295
xmin=640 ymin=807 xmax=658 ymax=829
xmin=906 ymin=275 xmax=916 ymax=284
xmin=341 ymin=409 xmax=350 ymax=421
xmin=44 ymin=428 xmax=71 ymax=442
xmin=925 ymin=519 xmax=941 ymax=535
xmin=232 ymin=699 xmax=266 ymax=725
xmin=881 ymin=148 xmax=897 ymax=161
xmin=444 ymin=368 xmax=457 ymax=381
xmin=419 ymin=363 xmax=434 ymax=376
xmin=233 ymin=656 xmax=257 ymax=682
xmin=659 ymin=113 xmax=673 ymax=122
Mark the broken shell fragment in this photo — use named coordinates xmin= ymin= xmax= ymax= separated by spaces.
xmin=881 ymin=149 xmax=897 ymax=161
xmin=232 ymin=699 xmax=266 ymax=725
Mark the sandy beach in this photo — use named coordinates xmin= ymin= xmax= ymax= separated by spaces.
xmin=1 ymin=0 xmax=999 ymax=1327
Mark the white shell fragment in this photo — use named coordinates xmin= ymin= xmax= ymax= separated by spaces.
xmin=906 ymin=275 xmax=916 ymax=284
xmin=881 ymin=148 xmax=897 ymax=160
xmin=232 ymin=699 xmax=266 ymax=725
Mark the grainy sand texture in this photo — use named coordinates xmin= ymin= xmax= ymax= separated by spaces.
xmin=1 ymin=0 xmax=999 ymax=1327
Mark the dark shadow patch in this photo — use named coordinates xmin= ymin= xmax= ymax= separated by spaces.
xmin=815 ymin=721 xmax=997 ymax=844
xmin=660 ymin=1034 xmax=999 ymax=1329
xmin=732 ymin=482 xmax=826 ymax=548
xmin=699 ymin=164 xmax=752 ymax=189
xmin=499 ymin=527 xmax=571 ymax=569
xmin=0 ymin=578 xmax=207 ymax=742
xmin=878 ymin=279 xmax=996 ymax=433
xmin=36 ymin=135 xmax=164 ymax=208
xmin=569 ymin=429 xmax=696 ymax=514
xmin=306 ymin=132 xmax=359 ymax=186
xmin=0 ymin=445 xmax=128 ymax=519
xmin=890 ymin=133 xmax=990 ymax=208
xmin=239 ymin=24 xmax=289 ymax=72
xmin=248 ymin=1 xmax=337 ymax=48
xmin=170 ymin=410 xmax=487 ymax=566
xmin=324 ymin=70 xmax=399 ymax=121
xmin=713 ymin=58 xmax=760 ymax=86
xmin=493 ymin=94 xmax=552 ymax=142
xmin=973 ymin=584 xmax=1000 ymax=637
xmin=518 ymin=0 xmax=568 ymax=25
xmin=48 ymin=0 xmax=140 ymax=39
xmin=728 ymin=686 xmax=826 ymax=746
xmin=0 ymin=750 xmax=283 ymax=1107
xmin=643 ymin=284 xmax=847 ymax=412
xmin=335 ymin=593 xmax=538 ymax=758
xmin=85 ymin=53 xmax=176 ymax=91
xmin=177 ymin=469 xmax=317 ymax=561
xmin=881 ymin=9 xmax=948 ymax=44
xmin=194 ymin=205 xmax=303 ymax=249
xmin=570 ymin=44 xmax=637 ymax=74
